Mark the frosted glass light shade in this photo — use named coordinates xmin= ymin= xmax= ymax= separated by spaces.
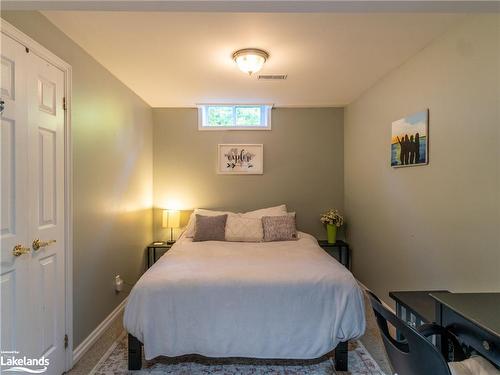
xmin=162 ymin=209 xmax=180 ymax=229
xmin=233 ymin=48 xmax=269 ymax=75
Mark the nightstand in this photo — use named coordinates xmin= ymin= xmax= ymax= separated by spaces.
xmin=147 ymin=242 xmax=174 ymax=268
xmin=317 ymin=240 xmax=350 ymax=270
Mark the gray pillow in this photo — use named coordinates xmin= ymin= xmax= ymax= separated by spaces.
xmin=193 ymin=214 xmax=228 ymax=242
xmin=262 ymin=215 xmax=298 ymax=242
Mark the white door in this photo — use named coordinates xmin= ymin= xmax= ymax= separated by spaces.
xmin=1 ymin=32 xmax=67 ymax=375
xmin=1 ymin=26 xmax=32 ymax=362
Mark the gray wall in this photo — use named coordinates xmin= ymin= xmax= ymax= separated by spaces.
xmin=344 ymin=15 xmax=500 ymax=305
xmin=153 ymin=108 xmax=344 ymax=240
xmin=2 ymin=12 xmax=154 ymax=347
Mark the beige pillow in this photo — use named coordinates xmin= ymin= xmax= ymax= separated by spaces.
xmin=225 ymin=215 xmax=263 ymax=242
xmin=242 ymin=204 xmax=288 ymax=219
xmin=184 ymin=205 xmax=287 ymax=237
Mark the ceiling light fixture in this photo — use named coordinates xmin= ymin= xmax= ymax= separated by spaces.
xmin=232 ymin=48 xmax=269 ymax=75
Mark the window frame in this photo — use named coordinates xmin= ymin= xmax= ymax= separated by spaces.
xmin=197 ymin=104 xmax=273 ymax=131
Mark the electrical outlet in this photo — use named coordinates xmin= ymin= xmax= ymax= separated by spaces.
xmin=114 ymin=275 xmax=123 ymax=292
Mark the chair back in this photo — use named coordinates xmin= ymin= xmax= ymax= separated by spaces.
xmin=367 ymin=290 xmax=452 ymax=375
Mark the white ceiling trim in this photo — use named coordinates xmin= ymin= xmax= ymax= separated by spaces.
xmin=3 ymin=0 xmax=499 ymax=12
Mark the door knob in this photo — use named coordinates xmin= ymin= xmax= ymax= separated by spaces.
xmin=32 ymin=239 xmax=56 ymax=251
xmin=13 ymin=244 xmax=30 ymax=257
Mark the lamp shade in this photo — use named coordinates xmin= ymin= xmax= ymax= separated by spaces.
xmin=162 ymin=209 xmax=180 ymax=229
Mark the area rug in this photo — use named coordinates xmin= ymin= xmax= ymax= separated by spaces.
xmin=92 ymin=335 xmax=385 ymax=375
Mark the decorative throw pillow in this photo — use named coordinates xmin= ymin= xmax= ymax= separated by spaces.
xmin=193 ymin=214 xmax=228 ymax=242
xmin=262 ymin=215 xmax=298 ymax=242
xmin=225 ymin=215 xmax=263 ymax=242
xmin=185 ymin=209 xmax=235 ymax=238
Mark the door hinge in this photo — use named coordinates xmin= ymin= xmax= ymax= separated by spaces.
xmin=64 ymin=334 xmax=68 ymax=349
xmin=62 ymin=97 xmax=67 ymax=111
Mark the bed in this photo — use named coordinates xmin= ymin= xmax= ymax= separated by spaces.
xmin=124 ymin=231 xmax=366 ymax=371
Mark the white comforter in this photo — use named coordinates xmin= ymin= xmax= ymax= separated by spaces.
xmin=124 ymin=232 xmax=366 ymax=360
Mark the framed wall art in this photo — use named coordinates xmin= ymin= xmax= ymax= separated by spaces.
xmin=391 ymin=110 xmax=429 ymax=168
xmin=217 ymin=144 xmax=263 ymax=174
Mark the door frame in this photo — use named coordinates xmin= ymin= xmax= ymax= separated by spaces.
xmin=1 ymin=19 xmax=74 ymax=371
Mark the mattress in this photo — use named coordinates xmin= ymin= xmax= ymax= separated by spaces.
xmin=124 ymin=232 xmax=366 ymax=360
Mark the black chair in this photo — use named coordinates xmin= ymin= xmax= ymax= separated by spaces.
xmin=367 ymin=290 xmax=465 ymax=375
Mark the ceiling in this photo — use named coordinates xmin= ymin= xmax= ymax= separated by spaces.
xmin=43 ymin=11 xmax=465 ymax=107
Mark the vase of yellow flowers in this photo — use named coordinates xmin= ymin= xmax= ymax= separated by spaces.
xmin=321 ymin=209 xmax=344 ymax=244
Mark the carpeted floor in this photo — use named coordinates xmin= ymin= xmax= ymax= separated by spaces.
xmin=92 ymin=336 xmax=384 ymax=375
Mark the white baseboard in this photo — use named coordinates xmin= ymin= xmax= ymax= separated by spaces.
xmin=72 ymin=297 xmax=128 ymax=365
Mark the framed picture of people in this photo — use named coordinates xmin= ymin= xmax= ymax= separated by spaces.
xmin=391 ymin=110 xmax=429 ymax=167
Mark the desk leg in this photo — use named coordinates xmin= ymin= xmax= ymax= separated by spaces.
xmin=434 ymin=302 xmax=449 ymax=359
xmin=395 ymin=303 xmax=404 ymax=340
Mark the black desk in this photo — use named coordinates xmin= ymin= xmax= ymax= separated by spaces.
xmin=390 ymin=290 xmax=449 ymax=341
xmin=431 ymin=292 xmax=500 ymax=367
xmin=390 ymin=290 xmax=449 ymax=325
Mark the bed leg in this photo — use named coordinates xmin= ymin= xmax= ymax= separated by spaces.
xmin=128 ymin=334 xmax=142 ymax=370
xmin=334 ymin=340 xmax=348 ymax=371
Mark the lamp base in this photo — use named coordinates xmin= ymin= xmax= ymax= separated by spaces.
xmin=166 ymin=227 xmax=176 ymax=245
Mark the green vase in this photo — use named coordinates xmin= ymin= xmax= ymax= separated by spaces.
xmin=326 ymin=224 xmax=338 ymax=244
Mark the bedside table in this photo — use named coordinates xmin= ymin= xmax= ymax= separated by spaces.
xmin=147 ymin=242 xmax=174 ymax=268
xmin=317 ymin=240 xmax=350 ymax=270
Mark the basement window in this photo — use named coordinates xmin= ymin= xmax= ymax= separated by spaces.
xmin=198 ymin=104 xmax=272 ymax=130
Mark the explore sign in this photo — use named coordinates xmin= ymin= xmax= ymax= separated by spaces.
xmin=217 ymin=144 xmax=263 ymax=174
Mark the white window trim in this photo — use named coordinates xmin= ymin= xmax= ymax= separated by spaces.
xmin=197 ymin=104 xmax=273 ymax=131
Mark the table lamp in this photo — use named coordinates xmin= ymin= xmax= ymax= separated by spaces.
xmin=162 ymin=209 xmax=180 ymax=244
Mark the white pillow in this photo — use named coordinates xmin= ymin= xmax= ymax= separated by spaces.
xmin=225 ymin=215 xmax=263 ymax=242
xmin=242 ymin=204 xmax=288 ymax=219
xmin=183 ymin=205 xmax=288 ymax=238
xmin=184 ymin=208 xmax=236 ymax=238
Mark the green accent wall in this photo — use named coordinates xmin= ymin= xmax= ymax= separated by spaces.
xmin=152 ymin=107 xmax=344 ymax=240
